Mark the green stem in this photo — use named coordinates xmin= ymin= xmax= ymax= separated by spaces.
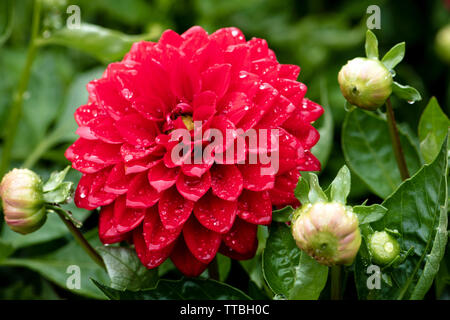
xmin=50 ymin=205 xmax=105 ymax=270
xmin=331 ymin=265 xmax=341 ymax=300
xmin=385 ymin=98 xmax=410 ymax=181
xmin=208 ymin=257 xmax=219 ymax=281
xmin=23 ymin=130 xmax=61 ymax=169
xmin=0 ymin=0 xmax=42 ymax=177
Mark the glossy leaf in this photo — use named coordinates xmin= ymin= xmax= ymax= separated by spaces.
xmin=342 ymin=108 xmax=422 ymax=198
xmin=43 ymin=182 xmax=73 ymax=204
xmin=98 ymin=246 xmax=158 ymax=291
xmin=355 ymin=135 xmax=448 ymax=299
xmin=352 ymin=204 xmax=387 ymax=224
xmin=39 ymin=23 xmax=153 ymax=63
xmin=392 ymin=82 xmax=421 ymax=103
xmin=418 ymin=97 xmax=449 ymax=164
xmin=329 ymin=165 xmax=351 ymax=204
xmin=272 ymin=206 xmax=294 ymax=223
xmin=93 ymin=278 xmax=251 ymax=300
xmin=0 ymin=229 xmax=109 ymax=299
xmin=43 ymin=166 xmax=71 ymax=192
xmin=381 ymin=42 xmax=405 ymax=70
xmin=262 ymin=223 xmax=328 ymax=300
xmin=365 ymin=30 xmax=379 ymax=59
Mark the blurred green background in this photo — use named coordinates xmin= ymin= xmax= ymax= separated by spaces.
xmin=0 ymin=0 xmax=448 ymax=299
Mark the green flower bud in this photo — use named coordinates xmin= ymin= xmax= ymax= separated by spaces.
xmin=368 ymin=231 xmax=400 ymax=266
xmin=338 ymin=57 xmax=393 ymax=111
xmin=292 ymin=202 xmax=361 ymax=266
xmin=435 ymin=24 xmax=450 ymax=64
xmin=0 ymin=169 xmax=47 ymax=234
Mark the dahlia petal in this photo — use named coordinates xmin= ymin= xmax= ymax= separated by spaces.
xmin=158 ymin=29 xmax=183 ymax=48
xmin=298 ymin=151 xmax=321 ymax=172
xmin=237 ymin=83 xmax=278 ymax=130
xmin=278 ymin=64 xmax=300 ymax=80
xmin=147 ymin=160 xmax=179 ymax=193
xmin=74 ymin=104 xmax=105 ymax=127
xmin=222 ymin=217 xmax=258 ymax=254
xmin=193 ymin=191 xmax=237 ymax=234
xmin=201 ymin=64 xmax=231 ymax=99
xmin=71 ymin=157 xmax=109 ymax=174
xmin=224 ymin=44 xmax=251 ymax=75
xmin=170 ymin=237 xmax=208 ymax=277
xmin=68 ymin=138 xmax=121 ymax=165
xmin=140 ymin=59 xmax=174 ymax=107
xmin=238 ymin=163 xmax=275 ymax=191
xmin=219 ymin=241 xmax=258 ymax=260
xmin=205 ymin=115 xmax=236 ymax=154
xmin=124 ymin=155 xmax=160 ymax=175
xmin=176 ymin=171 xmax=211 ymax=201
xmin=278 ymin=128 xmax=305 ymax=174
xmin=74 ymin=174 xmax=97 ymax=210
xmin=104 ymin=163 xmax=132 ymax=195
xmin=75 ymin=126 xmax=97 ymax=140
xmin=210 ymin=164 xmax=243 ymax=201
xmin=191 ymin=44 xmax=224 ymax=77
xmin=143 ymin=206 xmax=182 ymax=251
xmin=248 ymin=38 xmax=269 ymax=60
xmin=87 ymin=167 xmax=117 ymax=208
xmin=113 ymin=195 xmax=146 ymax=233
xmin=120 ymin=143 xmax=164 ymax=163
xmin=88 ymin=116 xmax=124 ymax=144
xmin=180 ymin=26 xmax=209 ymax=57
xmin=217 ymin=92 xmax=251 ymax=125
xmin=229 ymin=71 xmax=260 ymax=101
xmin=123 ymin=41 xmax=159 ymax=63
xmin=237 ymin=190 xmax=272 ymax=225
xmin=276 ymin=78 xmax=307 ymax=107
xmin=283 ymin=120 xmax=320 ymax=149
xmin=158 ymin=186 xmax=194 ymax=230
xmin=251 ymin=58 xmax=278 ymax=82
xmin=257 ymin=94 xmax=296 ymax=128
xmin=99 ymin=203 xmax=129 ymax=244
xmin=116 ymin=113 xmax=159 ymax=148
xmin=132 ymin=96 xmax=166 ymax=121
xmin=269 ymin=187 xmax=299 ymax=207
xmin=181 ymin=157 xmax=214 ymax=177
xmin=300 ymin=98 xmax=324 ymax=123
xmin=183 ymin=216 xmax=221 ymax=264
xmin=87 ymin=79 xmax=131 ymax=121
xmin=170 ymin=54 xmax=202 ymax=101
xmin=163 ymin=139 xmax=193 ymax=168
xmin=134 ymin=225 xmax=175 ymax=269
xmin=193 ymin=91 xmax=217 ymax=124
xmin=209 ymin=27 xmax=246 ymax=48
xmin=126 ymin=172 xmax=160 ymax=208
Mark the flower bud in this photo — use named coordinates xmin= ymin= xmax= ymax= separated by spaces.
xmin=338 ymin=57 xmax=393 ymax=111
xmin=368 ymin=231 xmax=400 ymax=266
xmin=0 ymin=169 xmax=47 ymax=234
xmin=292 ymin=202 xmax=361 ymax=266
xmin=435 ymin=24 xmax=450 ymax=64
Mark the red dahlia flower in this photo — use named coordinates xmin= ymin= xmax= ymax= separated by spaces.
xmin=65 ymin=26 xmax=323 ymax=276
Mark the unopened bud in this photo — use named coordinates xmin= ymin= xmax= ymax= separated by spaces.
xmin=292 ymin=202 xmax=361 ymax=266
xmin=436 ymin=24 xmax=450 ymax=64
xmin=0 ymin=169 xmax=47 ymax=234
xmin=338 ymin=57 xmax=393 ymax=111
xmin=368 ymin=231 xmax=400 ymax=266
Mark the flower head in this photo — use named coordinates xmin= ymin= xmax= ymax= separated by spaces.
xmin=0 ymin=169 xmax=46 ymax=234
xmin=292 ymin=202 xmax=361 ymax=266
xmin=65 ymin=26 xmax=323 ymax=276
xmin=338 ymin=57 xmax=393 ymax=111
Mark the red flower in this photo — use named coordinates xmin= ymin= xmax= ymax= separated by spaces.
xmin=65 ymin=26 xmax=323 ymax=276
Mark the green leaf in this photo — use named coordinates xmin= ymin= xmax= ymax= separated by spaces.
xmin=418 ymin=97 xmax=450 ymax=163
xmin=355 ymin=135 xmax=448 ymax=299
xmin=381 ymin=42 xmax=405 ymax=70
xmin=272 ymin=205 xmax=294 ymax=222
xmin=98 ymin=246 xmax=158 ymax=291
xmin=392 ymin=82 xmax=422 ymax=103
xmin=38 ymin=23 xmax=155 ymax=63
xmin=43 ymin=166 xmax=70 ymax=192
xmin=352 ymin=204 xmax=387 ymax=224
xmin=330 ymin=165 xmax=351 ymax=204
xmin=92 ymin=278 xmax=251 ymax=300
xmin=342 ymin=108 xmax=422 ymax=198
xmin=0 ymin=229 xmax=109 ymax=299
xmin=262 ymin=223 xmax=328 ymax=300
xmin=294 ymin=174 xmax=310 ymax=205
xmin=0 ymin=240 xmax=14 ymax=262
xmin=365 ymin=30 xmax=379 ymax=59
xmin=43 ymin=181 xmax=73 ymax=204
xmin=307 ymin=173 xmax=328 ymax=204
xmin=216 ymin=253 xmax=231 ymax=283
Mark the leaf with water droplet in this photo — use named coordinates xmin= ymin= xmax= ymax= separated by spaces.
xmin=392 ymin=81 xmax=421 ymax=103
